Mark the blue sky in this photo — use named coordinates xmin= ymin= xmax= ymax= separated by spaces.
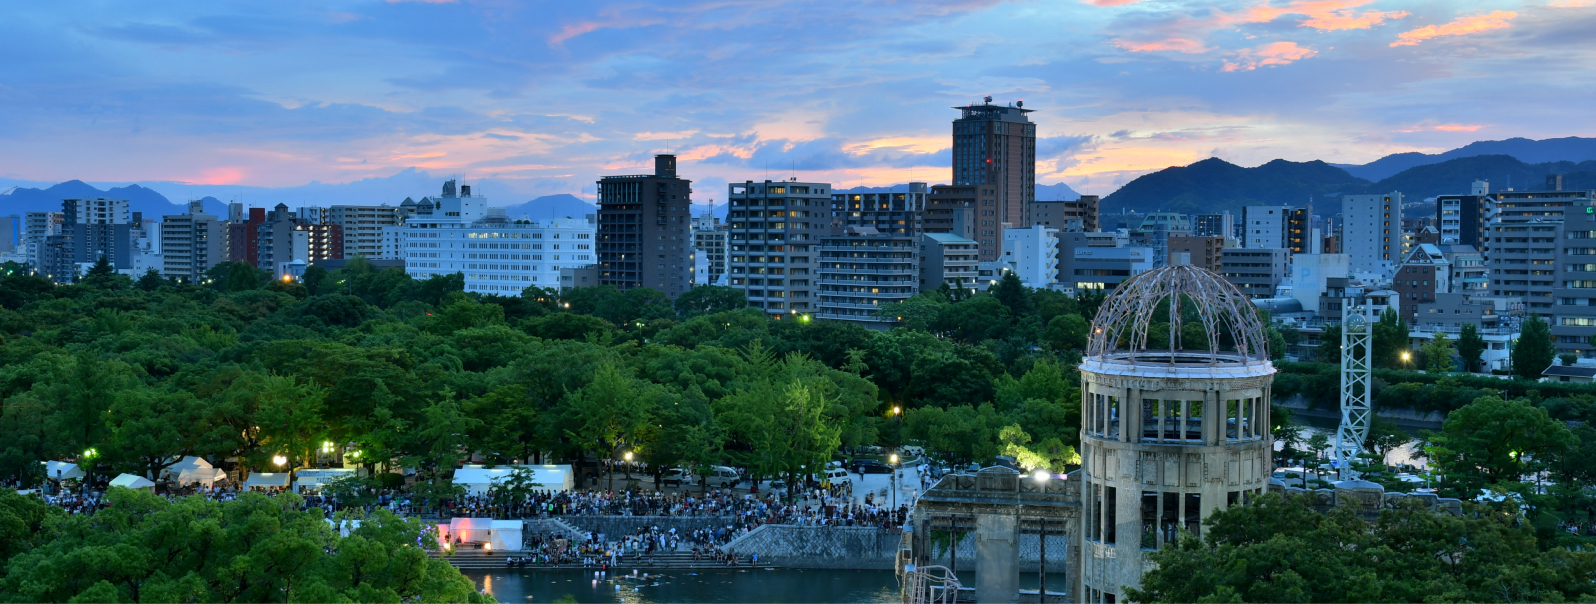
xmin=2 ymin=0 xmax=1591 ymax=205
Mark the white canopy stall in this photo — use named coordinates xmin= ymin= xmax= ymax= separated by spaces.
xmin=294 ymin=468 xmax=356 ymax=493
xmin=109 ymin=474 xmax=156 ymax=491
xmin=44 ymin=461 xmax=85 ymax=481
xmin=165 ymin=456 xmax=227 ymax=486
xmin=242 ymin=473 xmax=291 ymax=491
xmin=452 ymin=464 xmax=574 ymax=495
xmin=489 ymin=520 xmax=524 ymax=551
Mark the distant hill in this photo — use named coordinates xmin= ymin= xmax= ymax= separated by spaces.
xmin=0 ymin=180 xmax=217 ymax=218
xmin=497 ymin=194 xmax=596 ymax=220
xmin=1334 ymin=137 xmax=1596 ymax=181
xmin=1102 ymin=154 xmax=1596 ymax=218
xmin=1102 ymin=158 xmax=1363 ymax=216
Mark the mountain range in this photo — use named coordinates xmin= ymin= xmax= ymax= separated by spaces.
xmin=1105 ymin=141 xmax=1596 ymax=218
xmin=1331 ymin=137 xmax=1596 ymax=181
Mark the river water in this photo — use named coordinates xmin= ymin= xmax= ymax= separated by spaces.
xmin=1285 ymin=414 xmax=1430 ymax=469
xmin=463 ymin=569 xmax=1070 ymax=603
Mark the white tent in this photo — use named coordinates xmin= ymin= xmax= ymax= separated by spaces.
xmin=109 ymin=473 xmax=156 ymax=491
xmin=294 ymin=468 xmax=356 ymax=492
xmin=242 ymin=473 xmax=291 ymax=490
xmin=166 ymin=457 xmax=227 ymax=486
xmin=452 ymin=464 xmax=574 ymax=495
xmin=326 ymin=518 xmax=363 ymax=537
xmin=490 ymin=520 xmax=523 ymax=551
xmin=44 ymin=461 xmax=84 ymax=481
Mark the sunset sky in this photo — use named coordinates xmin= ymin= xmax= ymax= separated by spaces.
xmin=3 ymin=0 xmax=1592 ymax=205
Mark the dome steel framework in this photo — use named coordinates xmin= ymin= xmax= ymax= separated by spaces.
xmin=1086 ymin=264 xmax=1271 ymax=366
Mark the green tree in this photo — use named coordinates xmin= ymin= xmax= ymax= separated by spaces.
xmin=1421 ymin=332 xmax=1455 ymax=373
xmin=1456 ymin=322 xmax=1486 ymax=373
xmin=253 ymin=375 xmax=328 ymax=474
xmin=989 ymin=272 xmax=1035 ymax=316
xmin=1424 ymin=395 xmax=1575 ymax=497
xmin=1043 ymin=314 xmax=1089 ymax=352
xmin=1560 ymin=352 xmax=1580 ymax=366
xmin=566 ymin=363 xmax=656 ymax=491
xmin=1372 ymin=307 xmax=1410 ymax=368
xmin=135 ymin=268 xmax=164 ymax=291
xmin=0 ymin=489 xmax=491 ymax=603
xmin=1513 ymin=313 xmax=1556 ymax=381
xmin=673 ymin=285 xmax=748 ymax=318
xmin=1128 ymin=493 xmax=1596 ymax=603
xmin=1315 ymin=323 xmax=1341 ymax=364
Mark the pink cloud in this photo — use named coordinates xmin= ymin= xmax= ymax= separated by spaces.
xmin=1232 ymin=0 xmax=1408 ymax=31
xmin=1434 ymin=124 xmax=1484 ymax=132
xmin=1084 ymin=0 xmax=1148 ymax=5
xmin=1221 ymin=41 xmax=1317 ymax=71
xmin=1391 ymin=10 xmax=1517 ymax=47
xmin=1111 ymin=37 xmax=1208 ymax=53
xmin=549 ymin=22 xmax=603 ymax=46
xmin=184 ymin=167 xmax=245 ymax=185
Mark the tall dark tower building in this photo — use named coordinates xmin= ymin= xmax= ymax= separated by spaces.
xmin=952 ymin=97 xmax=1036 ymax=262
xmin=597 ymin=155 xmax=694 ymax=297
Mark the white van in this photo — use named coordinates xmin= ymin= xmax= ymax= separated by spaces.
xmin=703 ymin=466 xmax=741 ymax=488
xmin=822 ymin=468 xmax=852 ymax=487
xmin=662 ymin=469 xmax=695 ymax=486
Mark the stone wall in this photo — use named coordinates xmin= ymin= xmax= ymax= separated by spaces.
xmin=714 ymin=524 xmax=1075 ymax=571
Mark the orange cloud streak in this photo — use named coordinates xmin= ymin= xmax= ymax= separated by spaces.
xmin=1234 ymin=0 xmax=1408 ymax=31
xmin=1222 ymin=41 xmax=1318 ymax=72
xmin=1111 ymin=37 xmax=1208 ymax=53
xmin=1434 ymin=124 xmax=1484 ymax=132
xmin=1391 ymin=11 xmax=1517 ymax=46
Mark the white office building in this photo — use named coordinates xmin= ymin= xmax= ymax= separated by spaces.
xmin=1242 ymin=205 xmax=1289 ymax=249
xmin=1342 ymin=192 xmax=1403 ymax=278
xmin=1001 ymin=224 xmax=1059 ymax=287
xmin=401 ymin=181 xmax=596 ymax=295
xmin=329 ymin=205 xmax=411 ymax=259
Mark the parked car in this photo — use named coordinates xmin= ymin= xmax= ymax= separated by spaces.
xmin=703 ymin=466 xmax=741 ymax=488
xmin=850 ymin=459 xmax=892 ymax=474
xmin=821 ymin=468 xmax=852 ymax=486
xmin=662 ymin=469 xmax=694 ymax=486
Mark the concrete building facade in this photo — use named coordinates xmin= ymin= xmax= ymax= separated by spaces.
xmin=161 ymin=201 xmax=229 ymax=282
xmin=952 ymin=98 xmax=1035 ymax=259
xmin=816 ymin=227 xmax=918 ymax=328
xmin=1342 ymin=192 xmax=1403 ymax=277
xmin=927 ymin=185 xmax=994 ymax=259
xmin=596 ymin=155 xmax=694 ymax=298
xmin=1166 ymin=235 xmax=1225 ymax=272
xmin=1001 ymin=224 xmax=1059 ymax=287
xmin=727 ymin=179 xmax=831 ymax=316
xmin=919 ymin=233 xmax=980 ymax=291
xmin=1220 ymin=248 xmax=1288 ymax=298
xmin=1241 ymin=206 xmax=1288 ymax=249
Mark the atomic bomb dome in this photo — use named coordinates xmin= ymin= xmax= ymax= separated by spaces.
xmin=1086 ymin=264 xmax=1271 ymax=367
xmin=1075 ymin=264 xmax=1277 ymax=602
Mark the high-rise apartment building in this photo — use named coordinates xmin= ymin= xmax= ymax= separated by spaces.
xmin=161 ymin=201 xmax=230 ymax=282
xmin=1437 ymin=180 xmax=1491 ymax=247
xmin=1001 ymin=224 xmax=1059 ymax=286
xmin=724 ymin=179 xmax=830 ymax=316
xmin=1392 ymin=244 xmax=1450 ymax=322
xmin=25 ymin=211 xmax=62 ymax=270
xmin=328 ymin=205 xmax=409 ymax=259
xmin=952 ymin=97 xmax=1035 ymax=259
xmin=691 ymin=212 xmax=728 ymax=286
xmin=1031 ymin=196 xmax=1099 ymax=232
xmin=596 ymin=155 xmax=693 ymax=297
xmin=1220 ymin=248 xmax=1289 ymax=298
xmin=817 ymin=227 xmax=918 ymax=328
xmin=1167 ymin=235 xmax=1225 ymax=272
xmin=1241 ymin=206 xmax=1288 ymax=249
xmin=1193 ymin=212 xmax=1234 ymax=239
xmin=927 ymin=185 xmax=994 ymax=259
xmin=46 ymin=198 xmax=132 ymax=282
xmin=919 ymin=233 xmax=980 ymax=291
xmin=229 ymin=207 xmax=267 ymax=266
xmin=0 ymin=215 xmax=18 ymax=254
xmin=257 ymin=204 xmax=343 ymax=274
xmin=1342 ymin=192 xmax=1403 ymax=277
xmin=1286 ymin=206 xmax=1313 ymax=253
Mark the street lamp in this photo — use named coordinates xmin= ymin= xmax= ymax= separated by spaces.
xmin=1402 ymin=350 xmax=1412 ymax=370
xmin=1034 ymin=470 xmax=1051 ymax=603
xmin=623 ymin=451 xmax=634 ymax=481
xmin=889 ymin=453 xmax=899 ymax=514
xmin=272 ymin=454 xmax=288 ymax=467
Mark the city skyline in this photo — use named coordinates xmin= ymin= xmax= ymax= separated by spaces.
xmin=2 ymin=0 xmax=1592 ymax=205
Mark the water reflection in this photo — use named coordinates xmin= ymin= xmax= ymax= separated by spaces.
xmin=463 ymin=569 xmax=1071 ymax=603
xmin=1279 ymin=414 xmax=1431 ymax=470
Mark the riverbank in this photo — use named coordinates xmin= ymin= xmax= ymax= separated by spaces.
xmin=1277 ymin=393 xmax=1446 ymax=428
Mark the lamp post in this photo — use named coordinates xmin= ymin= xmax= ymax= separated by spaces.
xmin=1402 ymin=350 xmax=1412 ymax=371
xmin=624 ymin=451 xmax=634 ymax=481
xmin=1034 ymin=469 xmax=1050 ymax=603
xmin=889 ymin=453 xmax=899 ymax=514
